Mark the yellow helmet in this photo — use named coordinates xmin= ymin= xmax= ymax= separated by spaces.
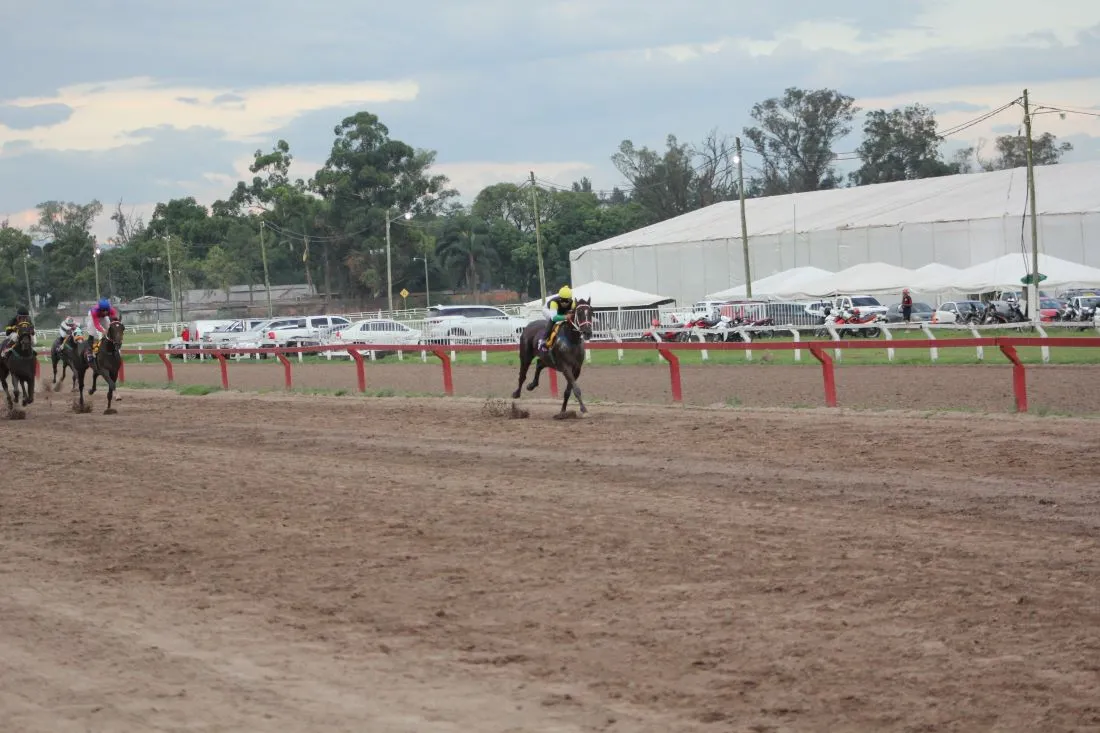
xmin=558 ymin=285 xmax=572 ymax=300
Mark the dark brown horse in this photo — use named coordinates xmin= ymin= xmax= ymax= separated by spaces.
xmin=512 ymin=299 xmax=593 ymax=417
xmin=51 ymin=332 xmax=80 ymax=392
xmin=0 ymin=320 xmax=37 ymax=411
xmin=77 ymin=319 xmax=125 ymax=413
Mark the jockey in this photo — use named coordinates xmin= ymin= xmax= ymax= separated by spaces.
xmin=87 ymin=297 xmax=119 ymax=354
xmin=538 ymin=285 xmax=576 ymax=352
xmin=54 ymin=316 xmax=79 ymax=351
xmin=3 ymin=306 xmax=33 ymax=355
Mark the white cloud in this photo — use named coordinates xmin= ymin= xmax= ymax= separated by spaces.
xmin=0 ymin=77 xmax=418 ymax=152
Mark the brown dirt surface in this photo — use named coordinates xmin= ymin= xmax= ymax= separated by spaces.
xmin=3 ymin=388 xmax=1099 ymax=731
xmin=121 ymin=359 xmax=1100 ymax=414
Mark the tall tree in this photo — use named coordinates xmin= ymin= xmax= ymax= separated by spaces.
xmin=851 ymin=104 xmax=963 ymax=185
xmin=611 ymin=135 xmax=699 ymax=222
xmin=311 ymin=112 xmax=457 ymax=299
xmin=743 ymin=87 xmax=859 ymax=195
xmin=978 ymin=132 xmax=1073 ymax=171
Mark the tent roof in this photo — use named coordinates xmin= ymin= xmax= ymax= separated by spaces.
xmin=706 ymin=266 xmax=833 ymax=300
xmin=792 ymin=262 xmax=919 ymax=298
xmin=944 ymin=253 xmax=1100 ymax=292
xmin=524 ymin=280 xmax=675 ymax=308
xmin=571 ymin=161 xmax=1100 ymax=259
xmin=909 ymin=263 xmax=961 ymax=291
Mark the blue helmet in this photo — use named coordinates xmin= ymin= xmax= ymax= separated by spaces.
xmin=98 ymin=297 xmax=110 ymax=310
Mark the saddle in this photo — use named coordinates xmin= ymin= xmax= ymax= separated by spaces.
xmin=545 ymin=320 xmax=564 ymax=350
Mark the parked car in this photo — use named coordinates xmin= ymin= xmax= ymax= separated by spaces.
xmin=1038 ymin=297 xmax=1064 ymax=322
xmin=884 ymin=301 xmax=934 ymax=323
xmin=237 ymin=315 xmax=355 ymax=354
xmin=932 ymin=300 xmax=985 ymax=324
xmin=202 ymin=319 xmax=267 ymax=347
xmin=336 ymin=318 xmax=422 ymax=357
xmin=833 ymin=295 xmax=888 ymax=316
xmin=424 ymin=305 xmax=529 ymax=344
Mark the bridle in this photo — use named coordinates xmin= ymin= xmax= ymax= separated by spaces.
xmin=564 ymin=303 xmax=593 ymax=340
xmin=103 ymin=320 xmax=124 ymax=348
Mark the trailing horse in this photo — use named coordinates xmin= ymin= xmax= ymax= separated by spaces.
xmin=0 ymin=321 xmax=37 ymax=412
xmin=51 ymin=333 xmax=80 ymax=392
xmin=77 ymin=319 xmax=125 ymax=414
xmin=512 ymin=299 xmax=593 ymax=417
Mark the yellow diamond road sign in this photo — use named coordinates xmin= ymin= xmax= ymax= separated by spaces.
xmin=400 ymin=288 xmax=409 ymax=299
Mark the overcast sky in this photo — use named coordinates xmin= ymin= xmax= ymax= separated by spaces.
xmin=2 ymin=0 xmax=1098 ymax=241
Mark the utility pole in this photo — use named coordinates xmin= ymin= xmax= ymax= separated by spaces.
xmin=385 ymin=211 xmax=394 ymax=312
xmin=735 ymin=138 xmax=752 ymax=298
xmin=530 ymin=171 xmax=547 ymax=299
xmin=22 ymin=253 xmax=33 ymax=318
xmin=259 ymin=221 xmax=273 ymax=318
xmin=163 ymin=234 xmax=175 ymax=326
xmin=1022 ymin=89 xmax=1041 ymax=323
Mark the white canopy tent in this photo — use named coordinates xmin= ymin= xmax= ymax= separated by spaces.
xmin=909 ymin=263 xmax=960 ymax=292
xmin=791 ymin=262 xmax=920 ymax=298
xmin=705 ymin=266 xmax=833 ymax=300
xmin=944 ymin=253 xmax=1100 ymax=292
xmin=523 ymin=280 xmax=675 ymax=309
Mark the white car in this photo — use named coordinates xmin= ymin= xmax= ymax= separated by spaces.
xmin=337 ymin=318 xmax=422 ymax=349
xmin=424 ymin=305 xmax=529 ymax=344
xmin=833 ymin=295 xmax=888 ymax=316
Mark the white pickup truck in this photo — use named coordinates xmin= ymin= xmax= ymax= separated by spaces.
xmin=833 ymin=295 xmax=888 ymax=316
xmin=235 ymin=315 xmax=356 ymax=352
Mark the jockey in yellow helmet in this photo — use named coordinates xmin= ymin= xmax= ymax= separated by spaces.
xmin=538 ymin=285 xmax=576 ymax=353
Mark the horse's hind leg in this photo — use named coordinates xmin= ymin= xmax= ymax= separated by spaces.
xmin=22 ymin=376 xmax=33 ymax=406
xmin=88 ymin=369 xmax=98 ymax=396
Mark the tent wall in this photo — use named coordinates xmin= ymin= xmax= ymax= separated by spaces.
xmin=570 ymin=212 xmax=1098 ymax=305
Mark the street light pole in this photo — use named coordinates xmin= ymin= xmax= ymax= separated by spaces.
xmin=93 ymin=245 xmax=102 ymax=301
xmin=414 ymin=256 xmax=430 ymax=308
xmin=22 ymin=253 xmax=33 ymax=318
xmin=385 ymin=208 xmax=415 ymax=313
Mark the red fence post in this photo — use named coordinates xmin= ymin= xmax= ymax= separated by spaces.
xmin=349 ymin=348 xmax=366 ymax=392
xmin=158 ymin=353 xmax=175 ymax=383
xmin=549 ymin=369 xmax=559 ymax=398
xmin=998 ymin=343 xmax=1028 ymax=412
xmin=656 ymin=347 xmax=682 ymax=402
xmin=809 ymin=345 xmax=838 ymax=407
xmin=432 ymin=349 xmax=454 ymax=396
xmin=275 ymin=351 xmax=292 ymax=390
xmin=215 ymin=353 xmax=229 ymax=390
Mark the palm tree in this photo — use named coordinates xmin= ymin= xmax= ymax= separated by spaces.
xmin=436 ymin=214 xmax=498 ymax=298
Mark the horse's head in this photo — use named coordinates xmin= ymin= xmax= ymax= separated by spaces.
xmin=571 ymin=299 xmax=593 ymax=340
xmin=106 ymin=319 xmax=125 ymax=346
xmin=15 ymin=320 xmax=34 ymax=348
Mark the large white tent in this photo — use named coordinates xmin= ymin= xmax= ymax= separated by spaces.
xmin=940 ymin=253 xmax=1100 ymax=293
xmin=523 ymin=280 xmax=674 ymax=309
xmin=792 ymin=262 xmax=919 ymax=298
xmin=569 ymin=161 xmax=1100 ymax=304
xmin=706 ymin=266 xmax=832 ymax=300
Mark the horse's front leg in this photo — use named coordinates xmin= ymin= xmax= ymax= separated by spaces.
xmin=104 ymin=371 xmax=117 ymax=413
xmin=526 ymin=361 xmax=545 ymax=391
xmin=0 ymin=375 xmax=11 ymax=410
xmin=512 ymin=354 xmax=531 ymax=399
xmin=22 ymin=376 xmax=34 ymax=406
xmin=88 ymin=367 xmax=98 ymax=395
xmin=560 ymin=364 xmax=587 ymax=414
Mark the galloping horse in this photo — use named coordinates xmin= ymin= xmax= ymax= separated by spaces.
xmin=0 ymin=321 xmax=37 ymax=411
xmin=51 ymin=332 xmax=80 ymax=392
xmin=77 ymin=319 xmax=125 ymax=413
xmin=512 ymin=298 xmax=593 ymax=417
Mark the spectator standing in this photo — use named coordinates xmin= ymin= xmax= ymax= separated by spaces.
xmin=901 ymin=289 xmax=913 ymax=323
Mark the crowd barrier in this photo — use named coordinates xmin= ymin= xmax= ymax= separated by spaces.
xmin=30 ymin=337 xmax=1100 ymax=413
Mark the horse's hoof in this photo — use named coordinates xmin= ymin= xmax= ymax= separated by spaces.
xmin=88 ymin=389 xmax=96 ymax=395
xmin=580 ymin=405 xmax=588 ymax=414
xmin=526 ymin=382 xmax=538 ymax=392
xmin=553 ymin=412 xmax=566 ymax=420
xmin=510 ymin=390 xmax=521 ymax=399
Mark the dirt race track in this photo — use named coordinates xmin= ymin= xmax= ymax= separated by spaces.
xmin=3 ymin=386 xmax=1100 ymax=731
